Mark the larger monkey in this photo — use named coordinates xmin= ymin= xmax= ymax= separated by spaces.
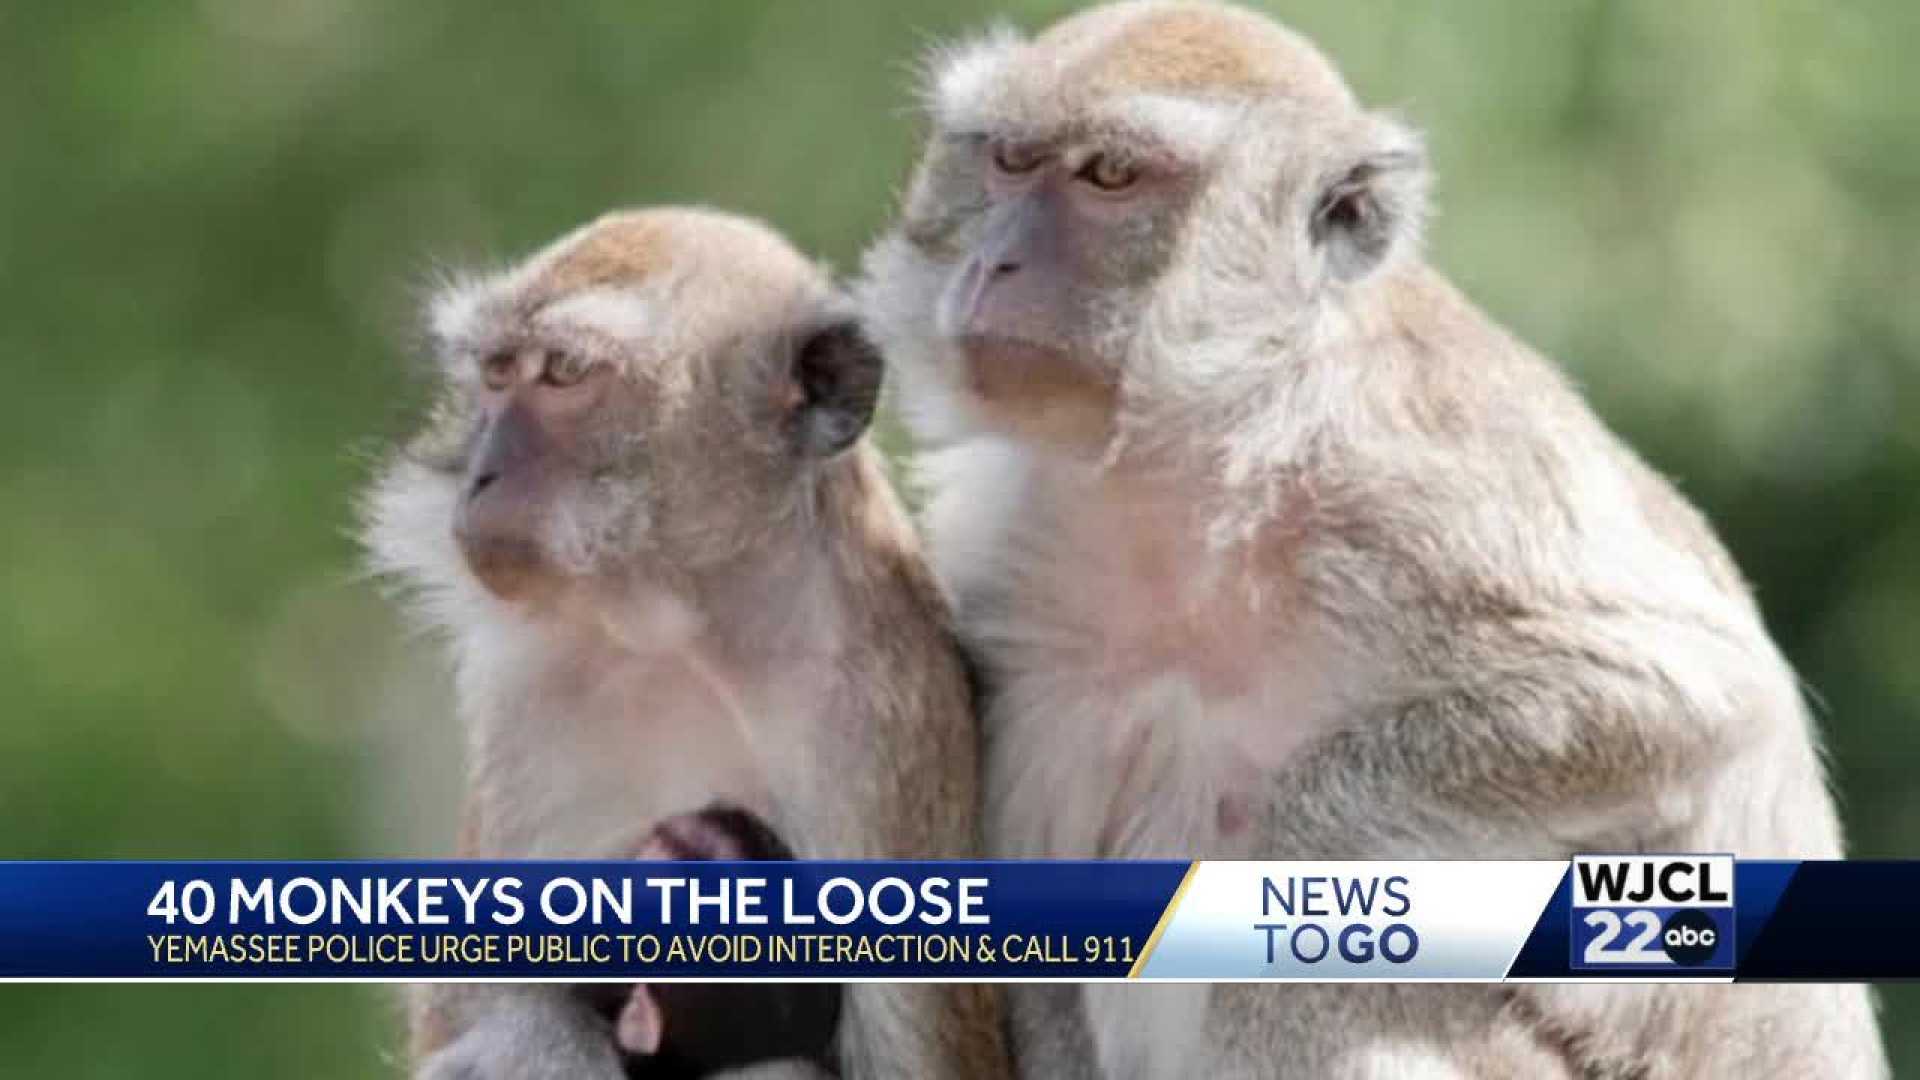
xmin=363 ymin=208 xmax=1005 ymax=1079
xmin=859 ymin=2 xmax=1886 ymax=1076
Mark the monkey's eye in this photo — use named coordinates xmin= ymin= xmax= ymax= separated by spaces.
xmin=990 ymin=140 xmax=1045 ymax=176
xmin=480 ymin=352 xmax=518 ymax=391
xmin=1078 ymin=154 xmax=1140 ymax=193
xmin=541 ymin=349 xmax=592 ymax=387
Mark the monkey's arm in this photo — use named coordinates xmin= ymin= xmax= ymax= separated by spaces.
xmin=408 ymin=801 xmax=629 ymax=1080
xmin=1193 ymin=611 xmax=1762 ymax=1077
xmin=1267 ymin=605 xmax=1753 ymax=857
xmin=808 ymin=616 xmax=1010 ymax=1080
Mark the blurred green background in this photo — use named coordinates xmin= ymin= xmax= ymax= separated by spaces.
xmin=2 ymin=1 xmax=1915 ymax=1074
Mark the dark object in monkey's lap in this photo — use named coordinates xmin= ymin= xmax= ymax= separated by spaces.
xmin=627 ymin=980 xmax=842 ymax=1079
xmin=579 ymin=805 xmax=842 ymax=1079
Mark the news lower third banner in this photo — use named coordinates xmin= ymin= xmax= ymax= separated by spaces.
xmin=0 ymin=858 xmax=1910 ymax=981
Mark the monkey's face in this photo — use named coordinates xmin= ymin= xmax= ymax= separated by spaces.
xmin=376 ymin=210 xmax=879 ymax=614
xmin=930 ymin=127 xmax=1201 ymax=449
xmin=864 ymin=104 xmax=1208 ymax=455
xmin=861 ymin=2 xmax=1426 ymax=461
xmin=432 ymin=341 xmax=650 ymax=603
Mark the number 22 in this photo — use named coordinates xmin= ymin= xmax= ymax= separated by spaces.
xmin=1583 ymin=909 xmax=1663 ymax=963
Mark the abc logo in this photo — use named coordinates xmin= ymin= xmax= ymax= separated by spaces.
xmin=1662 ymin=908 xmax=1718 ymax=966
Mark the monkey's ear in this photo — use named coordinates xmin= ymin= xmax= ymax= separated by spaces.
xmin=1308 ymin=116 xmax=1429 ymax=282
xmin=789 ymin=319 xmax=883 ymax=457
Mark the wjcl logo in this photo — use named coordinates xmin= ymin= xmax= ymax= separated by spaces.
xmin=1569 ymin=855 xmax=1735 ymax=971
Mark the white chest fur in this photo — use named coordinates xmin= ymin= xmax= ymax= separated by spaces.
xmin=928 ymin=445 xmax=1342 ymax=862
xmin=928 ymin=444 xmax=1346 ymax=1079
xmin=458 ymin=617 xmax=772 ymax=859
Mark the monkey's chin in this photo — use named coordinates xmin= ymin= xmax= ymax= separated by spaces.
xmin=952 ymin=333 xmax=1118 ymax=450
xmin=456 ymin=532 xmax=560 ymax=606
xmin=954 ymin=333 xmax=1099 ymax=395
xmin=954 ymin=330 xmax=1066 ymax=362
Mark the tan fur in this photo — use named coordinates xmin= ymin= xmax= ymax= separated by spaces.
xmin=963 ymin=345 xmax=1119 ymax=449
xmin=367 ymin=208 xmax=1007 ymax=1080
xmin=1030 ymin=2 xmax=1350 ymax=105
xmin=527 ymin=208 xmax=819 ymax=307
xmin=860 ymin=3 xmax=1886 ymax=1078
xmin=531 ymin=212 xmax=674 ymax=296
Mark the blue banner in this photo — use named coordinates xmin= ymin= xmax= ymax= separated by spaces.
xmin=0 ymin=858 xmax=1912 ymax=981
xmin=0 ymin=861 xmax=1186 ymax=979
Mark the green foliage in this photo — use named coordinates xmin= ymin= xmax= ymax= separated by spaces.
xmin=1 ymin=1 xmax=1915 ymax=1073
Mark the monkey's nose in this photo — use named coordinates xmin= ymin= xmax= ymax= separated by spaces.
xmin=989 ymin=256 xmax=1022 ymax=278
xmin=467 ymin=471 xmax=499 ymax=500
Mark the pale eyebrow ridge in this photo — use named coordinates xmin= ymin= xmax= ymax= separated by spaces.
xmin=535 ymin=288 xmax=657 ymax=344
xmin=1097 ymin=94 xmax=1243 ymax=161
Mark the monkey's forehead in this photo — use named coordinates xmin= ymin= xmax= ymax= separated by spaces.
xmin=525 ymin=208 xmax=820 ymax=299
xmin=931 ymin=1 xmax=1355 ymax=137
xmin=430 ymin=207 xmax=828 ymax=355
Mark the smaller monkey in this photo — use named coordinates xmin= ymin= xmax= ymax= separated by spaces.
xmin=362 ymin=208 xmax=1006 ymax=1080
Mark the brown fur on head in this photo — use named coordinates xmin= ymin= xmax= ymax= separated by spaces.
xmin=365 ymin=207 xmax=884 ymax=624
xmin=860 ymin=0 xmax=1427 ymax=459
xmin=979 ymin=0 xmax=1352 ymax=118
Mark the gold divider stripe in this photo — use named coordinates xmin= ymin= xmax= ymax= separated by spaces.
xmin=1128 ymin=860 xmax=1201 ymax=979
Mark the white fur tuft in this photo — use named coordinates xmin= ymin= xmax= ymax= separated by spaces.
xmin=426 ymin=272 xmax=500 ymax=354
xmin=921 ymin=25 xmax=1022 ymax=132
